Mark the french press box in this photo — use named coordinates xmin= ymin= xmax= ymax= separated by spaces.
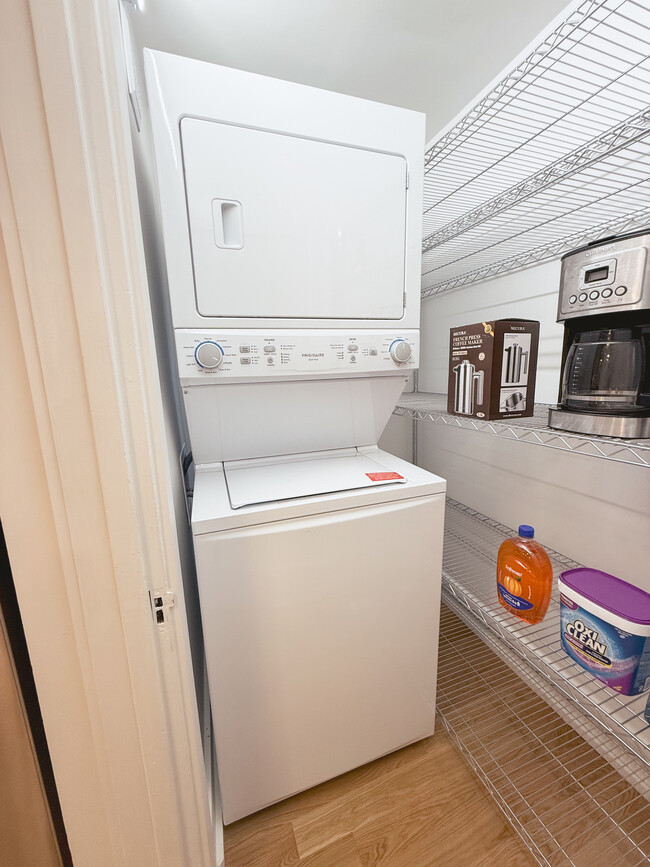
xmin=447 ymin=320 xmax=540 ymax=421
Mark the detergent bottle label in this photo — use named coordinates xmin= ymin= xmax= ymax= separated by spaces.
xmin=497 ymin=583 xmax=534 ymax=611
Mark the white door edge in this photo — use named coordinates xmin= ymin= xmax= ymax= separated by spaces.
xmin=0 ymin=1 xmax=217 ymax=865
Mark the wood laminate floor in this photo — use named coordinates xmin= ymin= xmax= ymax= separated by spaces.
xmin=223 ymin=603 xmax=650 ymax=865
xmin=224 ymin=726 xmax=535 ymax=866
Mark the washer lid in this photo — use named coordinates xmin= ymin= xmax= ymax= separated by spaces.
xmin=224 ymin=448 xmax=407 ymax=509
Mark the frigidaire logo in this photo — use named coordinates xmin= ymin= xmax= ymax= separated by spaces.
xmin=302 ymin=353 xmax=324 ymax=357
xmin=585 ymin=247 xmax=614 ymax=257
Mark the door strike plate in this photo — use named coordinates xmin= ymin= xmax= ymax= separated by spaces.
xmin=150 ymin=588 xmax=176 ymax=626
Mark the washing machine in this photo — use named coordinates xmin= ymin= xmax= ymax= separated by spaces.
xmin=144 ymin=49 xmax=446 ymax=824
xmin=192 ymin=449 xmax=444 ymax=822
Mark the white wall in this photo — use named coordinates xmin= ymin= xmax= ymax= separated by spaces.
xmin=420 ymin=260 xmax=564 ymax=402
xmin=404 ymin=261 xmax=650 ymax=591
xmin=419 ymin=424 xmax=650 ymax=591
xmin=127 ymin=0 xmax=570 ymax=143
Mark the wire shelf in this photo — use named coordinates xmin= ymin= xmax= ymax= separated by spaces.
xmin=438 ymin=605 xmax=650 ymax=866
xmin=421 ymin=0 xmax=650 ymax=298
xmin=441 ymin=499 xmax=650 ymax=781
xmin=393 ymin=392 xmax=650 ymax=467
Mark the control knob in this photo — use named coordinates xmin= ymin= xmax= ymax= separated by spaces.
xmin=195 ymin=341 xmax=224 ymax=369
xmin=389 ymin=339 xmax=412 ymax=363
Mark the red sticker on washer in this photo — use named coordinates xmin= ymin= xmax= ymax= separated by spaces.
xmin=365 ymin=472 xmax=404 ymax=481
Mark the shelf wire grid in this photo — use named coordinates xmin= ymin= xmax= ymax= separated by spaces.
xmin=440 ymin=499 xmax=650 ymax=777
xmin=438 ymin=605 xmax=650 ymax=866
xmin=443 ymin=589 xmax=650 ymax=797
xmin=421 ymin=0 xmax=650 ymax=297
xmin=393 ymin=392 xmax=650 ymax=467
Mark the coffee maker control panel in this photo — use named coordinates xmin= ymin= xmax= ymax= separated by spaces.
xmin=557 ymin=232 xmax=650 ymax=320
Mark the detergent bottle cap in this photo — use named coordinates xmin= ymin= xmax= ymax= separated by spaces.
xmin=518 ymin=525 xmax=535 ymax=538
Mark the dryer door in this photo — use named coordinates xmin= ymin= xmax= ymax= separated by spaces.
xmin=180 ymin=117 xmax=407 ymax=320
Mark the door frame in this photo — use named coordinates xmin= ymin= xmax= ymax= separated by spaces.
xmin=0 ymin=1 xmax=217 ymax=864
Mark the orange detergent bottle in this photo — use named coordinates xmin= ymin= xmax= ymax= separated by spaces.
xmin=496 ymin=525 xmax=553 ymax=624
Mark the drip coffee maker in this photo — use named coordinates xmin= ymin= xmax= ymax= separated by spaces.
xmin=548 ymin=229 xmax=650 ymax=438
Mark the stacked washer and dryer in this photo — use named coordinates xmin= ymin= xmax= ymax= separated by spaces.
xmin=145 ymin=50 xmax=446 ymax=824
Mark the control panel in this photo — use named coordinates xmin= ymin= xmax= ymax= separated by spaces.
xmin=558 ymin=235 xmax=649 ymax=320
xmin=175 ymin=330 xmax=418 ymax=383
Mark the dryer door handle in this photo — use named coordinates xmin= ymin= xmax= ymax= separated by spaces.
xmin=212 ymin=199 xmax=245 ymax=249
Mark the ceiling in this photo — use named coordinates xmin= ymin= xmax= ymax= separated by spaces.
xmin=128 ymin=0 xmax=572 ymax=143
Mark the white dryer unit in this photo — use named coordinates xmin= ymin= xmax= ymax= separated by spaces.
xmin=144 ymin=49 xmax=423 ymax=334
xmin=144 ymin=50 xmax=446 ymax=825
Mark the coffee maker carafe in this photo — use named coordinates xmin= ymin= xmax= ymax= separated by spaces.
xmin=548 ymin=229 xmax=650 ymax=439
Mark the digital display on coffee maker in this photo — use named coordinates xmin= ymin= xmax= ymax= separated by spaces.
xmin=584 ymin=265 xmax=609 ymax=284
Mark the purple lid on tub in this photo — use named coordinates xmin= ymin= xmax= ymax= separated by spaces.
xmin=559 ymin=568 xmax=650 ymax=625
